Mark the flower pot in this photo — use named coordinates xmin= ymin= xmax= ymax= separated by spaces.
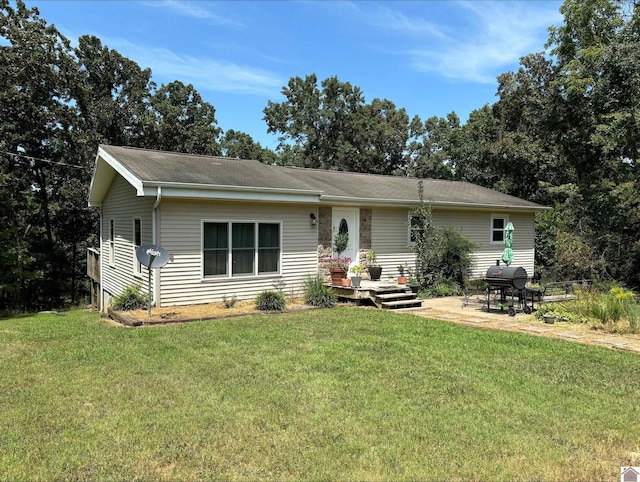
xmin=408 ymin=283 xmax=420 ymax=293
xmin=351 ymin=276 xmax=361 ymax=288
xmin=398 ymin=276 xmax=407 ymax=284
xmin=341 ymin=278 xmax=351 ymax=287
xmin=543 ymin=315 xmax=556 ymax=324
xmin=330 ymin=267 xmax=345 ymax=285
xmin=368 ymin=266 xmax=382 ymax=281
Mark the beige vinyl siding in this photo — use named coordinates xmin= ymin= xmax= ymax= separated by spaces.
xmin=370 ymin=208 xmax=415 ymax=277
xmin=158 ymin=199 xmax=318 ymax=306
xmin=431 ymin=209 xmax=535 ymax=279
xmin=101 ymin=175 xmax=155 ymax=302
xmin=371 ymin=207 xmax=536 ymax=280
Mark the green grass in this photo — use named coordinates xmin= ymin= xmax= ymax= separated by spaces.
xmin=2 ymin=308 xmax=640 ymax=480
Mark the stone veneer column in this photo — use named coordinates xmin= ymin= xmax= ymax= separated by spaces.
xmin=317 ymin=207 xmax=333 ymax=281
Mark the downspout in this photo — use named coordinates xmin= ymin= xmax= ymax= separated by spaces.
xmin=152 ymin=186 xmax=162 ymax=307
xmin=99 ymin=207 xmax=104 ymax=312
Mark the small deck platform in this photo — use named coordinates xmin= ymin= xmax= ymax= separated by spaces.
xmin=329 ymin=280 xmax=422 ymax=310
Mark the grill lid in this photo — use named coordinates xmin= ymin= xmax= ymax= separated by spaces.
xmin=485 ymin=266 xmax=528 ymax=290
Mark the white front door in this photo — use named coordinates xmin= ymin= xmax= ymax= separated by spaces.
xmin=332 ymin=208 xmax=359 ymax=271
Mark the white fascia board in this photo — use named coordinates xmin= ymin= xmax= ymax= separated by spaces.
xmin=142 ymin=184 xmax=321 ymax=204
xmin=97 ymin=147 xmax=145 ymax=196
xmin=320 ymin=195 xmax=549 ymax=212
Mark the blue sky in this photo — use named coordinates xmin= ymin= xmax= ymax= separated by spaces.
xmin=32 ymin=0 xmax=563 ymax=150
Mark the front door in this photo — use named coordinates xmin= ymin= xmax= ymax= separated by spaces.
xmin=332 ymin=208 xmax=359 ymax=270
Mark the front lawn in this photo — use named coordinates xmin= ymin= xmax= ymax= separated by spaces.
xmin=1 ymin=308 xmax=639 ymax=480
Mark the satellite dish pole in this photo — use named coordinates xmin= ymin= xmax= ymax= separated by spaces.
xmin=136 ymin=245 xmax=170 ymax=318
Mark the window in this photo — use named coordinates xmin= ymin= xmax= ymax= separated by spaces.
xmin=491 ymin=215 xmax=507 ymax=244
xmin=258 ymin=223 xmax=280 ymax=273
xmin=232 ymin=223 xmax=255 ymax=276
xmin=109 ymin=219 xmax=115 ymax=266
xmin=203 ymin=221 xmax=280 ymax=278
xmin=133 ymin=218 xmax=142 ymax=275
xmin=408 ymin=215 xmax=423 ymax=245
xmin=203 ymin=222 xmax=229 ymax=277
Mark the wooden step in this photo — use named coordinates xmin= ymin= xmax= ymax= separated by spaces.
xmin=371 ymin=287 xmax=412 ymax=295
xmin=381 ymin=299 xmax=423 ymax=309
xmin=375 ymin=292 xmax=417 ymax=301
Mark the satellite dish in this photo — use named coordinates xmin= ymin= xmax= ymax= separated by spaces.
xmin=136 ymin=245 xmax=170 ymax=269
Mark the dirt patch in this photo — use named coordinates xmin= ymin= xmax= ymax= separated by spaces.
xmin=109 ymin=300 xmax=313 ymax=326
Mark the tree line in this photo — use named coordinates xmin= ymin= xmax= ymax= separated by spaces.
xmin=1 ymin=0 xmax=639 ymax=310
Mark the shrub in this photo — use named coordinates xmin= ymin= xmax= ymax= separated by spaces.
xmin=411 ymin=181 xmax=476 ymax=294
xmin=303 ymin=274 xmax=337 ymax=308
xmin=425 ymin=278 xmax=462 ymax=297
xmin=255 ymin=290 xmax=286 ymax=311
xmin=111 ymin=284 xmax=148 ymax=311
xmin=223 ymin=295 xmax=237 ymax=309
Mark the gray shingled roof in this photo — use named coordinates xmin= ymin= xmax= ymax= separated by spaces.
xmin=100 ymin=144 xmax=546 ymax=210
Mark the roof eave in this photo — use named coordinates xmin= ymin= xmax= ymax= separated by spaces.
xmin=88 ymin=146 xmax=145 ymax=206
xmin=142 ymin=182 xmax=323 ymax=203
xmin=320 ymin=195 xmax=549 ymax=211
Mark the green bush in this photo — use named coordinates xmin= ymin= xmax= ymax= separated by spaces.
xmin=411 ymin=182 xmax=476 ymax=295
xmin=255 ymin=290 xmax=286 ymax=311
xmin=425 ymin=278 xmax=462 ymax=297
xmin=303 ymin=274 xmax=337 ymax=308
xmin=535 ymin=286 xmax=640 ymax=332
xmin=111 ymin=284 xmax=148 ymax=311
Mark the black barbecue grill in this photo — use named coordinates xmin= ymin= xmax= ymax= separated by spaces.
xmin=485 ymin=266 xmax=527 ymax=290
xmin=483 ymin=265 xmax=537 ymax=315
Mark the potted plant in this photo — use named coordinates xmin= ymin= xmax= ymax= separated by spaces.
xmin=397 ymin=264 xmax=408 ymax=284
xmin=366 ymin=249 xmax=382 ymax=281
xmin=329 ymin=257 xmax=351 ymax=285
xmin=350 ymin=265 xmax=364 ymax=288
xmin=406 ymin=267 xmax=420 ymax=293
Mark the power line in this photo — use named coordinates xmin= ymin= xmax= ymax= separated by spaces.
xmin=0 ymin=150 xmax=91 ymax=170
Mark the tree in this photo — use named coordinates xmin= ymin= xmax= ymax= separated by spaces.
xmin=220 ymin=129 xmax=276 ymax=163
xmin=0 ymin=0 xmax=80 ymax=308
xmin=148 ymin=81 xmax=221 ymax=155
xmin=264 ymin=74 xmax=414 ymax=174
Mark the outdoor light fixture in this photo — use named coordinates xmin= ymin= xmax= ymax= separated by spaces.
xmin=309 ymin=213 xmax=317 ymax=225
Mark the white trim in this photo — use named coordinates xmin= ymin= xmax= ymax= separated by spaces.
xmin=143 ymin=185 xmax=320 ymax=204
xmin=490 ymin=213 xmax=509 ymax=245
xmin=98 ymin=147 xmax=145 ymax=195
xmin=152 ymin=186 xmax=162 ymax=307
xmin=108 ymin=219 xmax=115 ymax=267
xmin=201 ymin=219 xmax=283 ymax=280
xmin=132 ymin=218 xmax=142 ymax=278
xmin=320 ymin=195 xmax=548 ymax=211
xmin=407 ymin=213 xmax=420 ymax=247
xmin=99 ymin=208 xmax=104 ymax=312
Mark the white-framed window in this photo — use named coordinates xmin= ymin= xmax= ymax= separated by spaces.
xmin=109 ymin=219 xmax=115 ymax=266
xmin=491 ymin=214 xmax=508 ymax=244
xmin=408 ymin=214 xmax=423 ymax=245
xmin=202 ymin=221 xmax=281 ymax=278
xmin=133 ymin=218 xmax=142 ymax=276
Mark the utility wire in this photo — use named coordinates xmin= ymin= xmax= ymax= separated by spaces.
xmin=0 ymin=150 xmax=91 ymax=170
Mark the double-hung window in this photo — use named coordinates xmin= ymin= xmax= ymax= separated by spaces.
xmin=109 ymin=219 xmax=115 ymax=266
xmin=491 ymin=215 xmax=507 ymax=244
xmin=203 ymin=222 xmax=229 ymax=277
xmin=203 ymin=221 xmax=280 ymax=278
xmin=408 ymin=215 xmax=423 ymax=245
xmin=133 ymin=218 xmax=142 ymax=276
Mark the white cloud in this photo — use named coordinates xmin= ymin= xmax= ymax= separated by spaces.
xmin=359 ymin=1 xmax=563 ymax=84
xmin=144 ymin=1 xmax=243 ymax=27
xmin=364 ymin=5 xmax=447 ymax=39
xmin=109 ymin=39 xmax=284 ymax=96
